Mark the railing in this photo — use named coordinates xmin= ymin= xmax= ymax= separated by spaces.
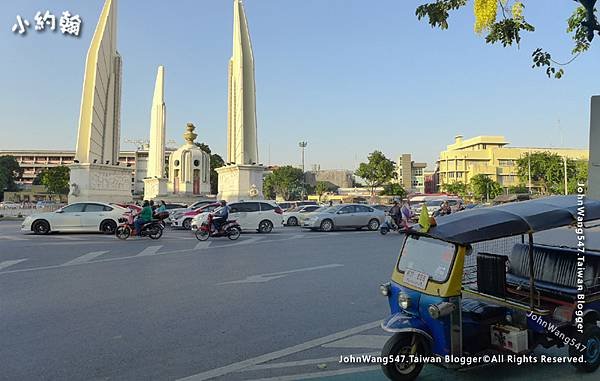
xmin=0 ymin=205 xmax=64 ymax=217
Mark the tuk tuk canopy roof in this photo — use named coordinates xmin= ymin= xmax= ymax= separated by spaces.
xmin=422 ymin=196 xmax=600 ymax=245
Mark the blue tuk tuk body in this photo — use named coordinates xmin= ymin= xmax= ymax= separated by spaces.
xmin=379 ymin=196 xmax=600 ymax=380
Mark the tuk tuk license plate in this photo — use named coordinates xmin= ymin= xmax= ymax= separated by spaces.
xmin=404 ymin=269 xmax=429 ymax=289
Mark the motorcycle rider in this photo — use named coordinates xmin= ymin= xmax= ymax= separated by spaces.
xmin=212 ymin=200 xmax=230 ymax=233
xmin=134 ymin=200 xmax=153 ymax=236
xmin=389 ymin=201 xmax=401 ymax=228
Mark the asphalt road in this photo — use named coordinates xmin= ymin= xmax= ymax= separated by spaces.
xmin=1 ymin=221 xmax=599 ymax=381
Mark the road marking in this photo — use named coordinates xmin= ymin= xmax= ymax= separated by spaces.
xmin=322 ymin=334 xmax=390 ymax=349
xmin=0 ymin=236 xmax=27 ymax=241
xmin=241 ymin=352 xmax=379 ymax=371
xmin=217 ymin=264 xmax=343 ymax=285
xmin=63 ymin=251 xmax=109 ymax=266
xmin=241 ymin=366 xmax=378 ymax=381
xmin=0 ymin=259 xmax=28 ymax=271
xmin=176 ymin=320 xmax=381 ymax=381
xmin=54 ymin=236 xmax=84 ymax=241
xmin=193 ymin=241 xmax=212 ymax=250
xmin=135 ymin=245 xmax=163 ymax=257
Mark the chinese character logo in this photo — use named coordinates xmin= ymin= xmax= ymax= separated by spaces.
xmin=11 ymin=15 xmax=30 ymax=35
xmin=59 ymin=11 xmax=81 ymax=36
xmin=12 ymin=11 xmax=82 ymax=37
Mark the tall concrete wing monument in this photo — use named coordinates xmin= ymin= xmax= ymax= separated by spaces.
xmin=68 ymin=0 xmax=131 ymax=203
xmin=144 ymin=65 xmax=168 ymax=200
xmin=590 ymin=96 xmax=600 ymax=199
xmin=216 ymin=0 xmax=264 ymax=201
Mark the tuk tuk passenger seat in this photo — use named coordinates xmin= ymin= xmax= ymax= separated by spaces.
xmin=506 ymin=243 xmax=600 ymax=296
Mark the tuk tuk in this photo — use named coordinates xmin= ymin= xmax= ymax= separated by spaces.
xmin=379 ymin=195 xmax=600 ymax=380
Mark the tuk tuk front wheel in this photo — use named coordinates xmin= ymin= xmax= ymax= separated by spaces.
xmin=570 ymin=324 xmax=600 ymax=372
xmin=381 ymin=332 xmax=427 ymax=381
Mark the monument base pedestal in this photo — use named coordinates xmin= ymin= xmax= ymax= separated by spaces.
xmin=216 ymin=164 xmax=264 ymax=201
xmin=68 ymin=163 xmax=132 ymax=204
xmin=143 ymin=177 xmax=168 ymax=200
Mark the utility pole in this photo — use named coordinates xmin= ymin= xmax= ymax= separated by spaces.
xmin=528 ymin=151 xmax=532 ymax=195
xmin=563 ymin=156 xmax=568 ymax=195
xmin=299 ymin=141 xmax=307 ymax=200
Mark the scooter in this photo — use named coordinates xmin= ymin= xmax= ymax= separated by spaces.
xmin=380 ymin=213 xmax=401 ymax=235
xmin=115 ymin=211 xmax=164 ymax=240
xmin=194 ymin=214 xmax=241 ymax=241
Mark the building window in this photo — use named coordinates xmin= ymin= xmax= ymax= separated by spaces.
xmin=498 ymin=159 xmax=515 ymax=167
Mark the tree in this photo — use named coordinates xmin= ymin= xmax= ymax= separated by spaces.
xmin=263 ymin=166 xmax=304 ymax=201
xmin=315 ymin=181 xmax=338 ymax=201
xmin=470 ymin=174 xmax=503 ymax=201
xmin=380 ymin=183 xmax=407 ymax=198
xmin=40 ymin=166 xmax=70 ymax=195
xmin=210 ymin=153 xmax=225 ymax=195
xmin=516 ymin=152 xmax=583 ymax=194
xmin=442 ymin=181 xmax=468 ymax=197
xmin=0 ymin=156 xmax=23 ymax=194
xmin=195 ymin=142 xmax=224 ymax=195
xmin=354 ymin=151 xmax=397 ymax=196
xmin=508 ymin=184 xmax=529 ymax=193
xmin=415 ymin=1 xmax=598 ymax=78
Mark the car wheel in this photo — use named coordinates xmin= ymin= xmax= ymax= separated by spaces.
xmin=570 ymin=324 xmax=600 ymax=372
xmin=368 ymin=218 xmax=380 ymax=231
xmin=100 ymin=220 xmax=117 ymax=234
xmin=32 ymin=220 xmax=50 ymax=235
xmin=320 ymin=219 xmax=333 ymax=232
xmin=183 ymin=218 xmax=192 ymax=230
xmin=287 ymin=216 xmax=298 ymax=226
xmin=381 ymin=333 xmax=427 ymax=381
xmin=258 ymin=220 xmax=273 ymax=233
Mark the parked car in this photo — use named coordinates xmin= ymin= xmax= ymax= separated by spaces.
xmin=283 ymin=205 xmax=321 ymax=226
xmin=278 ymin=200 xmax=318 ymax=211
xmin=169 ymin=200 xmax=213 ymax=221
xmin=0 ymin=201 xmax=20 ymax=209
xmin=35 ymin=200 xmax=60 ymax=209
xmin=21 ymin=202 xmax=128 ymax=234
xmin=192 ymin=200 xmax=284 ymax=233
xmin=370 ymin=204 xmax=392 ymax=213
xmin=301 ymin=204 xmax=385 ymax=232
xmin=173 ymin=202 xmax=220 ymax=230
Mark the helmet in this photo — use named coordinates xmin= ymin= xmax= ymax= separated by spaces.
xmin=220 ymin=200 xmax=227 ymax=205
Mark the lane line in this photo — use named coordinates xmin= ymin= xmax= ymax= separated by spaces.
xmin=0 ymin=236 xmax=27 ymax=241
xmin=217 ymin=264 xmax=344 ymax=285
xmin=176 ymin=320 xmax=381 ymax=381
xmin=135 ymin=245 xmax=163 ymax=257
xmin=241 ymin=352 xmax=379 ymax=371
xmin=63 ymin=251 xmax=109 ymax=266
xmin=0 ymin=259 xmax=28 ymax=271
xmin=193 ymin=241 xmax=212 ymax=250
xmin=242 ymin=366 xmax=378 ymax=381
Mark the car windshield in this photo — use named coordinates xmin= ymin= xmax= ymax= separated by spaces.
xmin=426 ymin=200 xmax=444 ymax=207
xmin=397 ymin=235 xmax=456 ymax=283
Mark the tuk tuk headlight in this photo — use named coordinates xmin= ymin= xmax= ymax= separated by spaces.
xmin=428 ymin=302 xmax=455 ymax=319
xmin=398 ymin=292 xmax=410 ymax=309
xmin=379 ymin=282 xmax=391 ymax=297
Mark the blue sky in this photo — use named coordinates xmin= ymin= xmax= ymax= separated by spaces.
xmin=0 ymin=0 xmax=598 ymax=170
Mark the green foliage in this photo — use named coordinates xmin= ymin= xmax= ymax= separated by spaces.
xmin=210 ymin=153 xmax=225 ymax=195
xmin=416 ymin=2 xmax=597 ymax=78
xmin=380 ymin=183 xmax=407 ymax=197
xmin=40 ymin=166 xmax=70 ymax=194
xmin=470 ymin=174 xmax=502 ymax=201
xmin=354 ymin=151 xmax=396 ymax=196
xmin=263 ymin=166 xmax=305 ymax=201
xmin=0 ymin=156 xmax=23 ymax=193
xmin=508 ymin=184 xmax=529 ymax=193
xmin=315 ymin=181 xmax=338 ymax=201
xmin=195 ymin=142 xmax=224 ymax=195
xmin=516 ymin=152 xmax=586 ymax=195
xmin=415 ymin=0 xmax=467 ymax=30
xmin=442 ymin=182 xmax=468 ymax=197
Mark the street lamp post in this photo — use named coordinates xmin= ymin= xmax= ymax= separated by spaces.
xmin=299 ymin=141 xmax=308 ymax=200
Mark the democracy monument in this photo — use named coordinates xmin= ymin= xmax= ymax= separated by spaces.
xmin=67 ymin=0 xmax=263 ymax=203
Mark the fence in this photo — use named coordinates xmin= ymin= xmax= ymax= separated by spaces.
xmin=0 ymin=205 xmax=63 ymax=217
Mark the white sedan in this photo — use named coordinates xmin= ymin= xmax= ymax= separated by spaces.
xmin=282 ymin=205 xmax=321 ymax=226
xmin=21 ymin=202 xmax=128 ymax=235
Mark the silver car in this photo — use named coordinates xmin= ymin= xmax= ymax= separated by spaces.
xmin=301 ymin=204 xmax=385 ymax=232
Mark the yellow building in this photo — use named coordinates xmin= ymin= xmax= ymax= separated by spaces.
xmin=437 ymin=135 xmax=588 ymax=189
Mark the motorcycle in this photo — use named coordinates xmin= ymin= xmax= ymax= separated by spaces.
xmin=194 ymin=214 xmax=241 ymax=241
xmin=115 ymin=211 xmax=165 ymax=240
xmin=379 ymin=213 xmax=401 ymax=235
